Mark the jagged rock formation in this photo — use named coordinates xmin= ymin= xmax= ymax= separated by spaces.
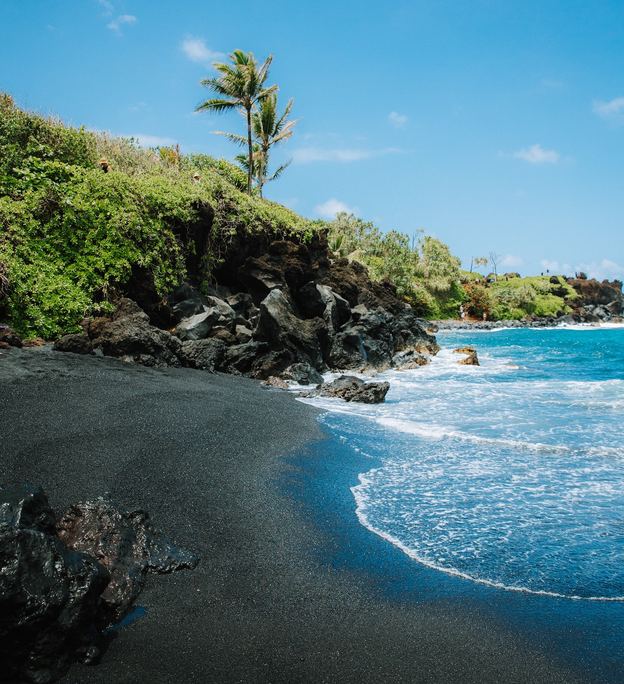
xmin=302 ymin=375 xmax=390 ymax=403
xmin=54 ymin=231 xmax=439 ymax=381
xmin=0 ymin=485 xmax=197 ymax=684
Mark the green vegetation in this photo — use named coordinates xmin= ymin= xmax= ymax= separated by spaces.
xmin=462 ymin=273 xmax=577 ymax=320
xmin=325 ymin=212 xmax=464 ymax=317
xmin=0 ymin=94 xmax=312 ymax=338
xmin=0 ymin=90 xmax=581 ymax=339
xmin=325 ymin=211 xmax=578 ymax=321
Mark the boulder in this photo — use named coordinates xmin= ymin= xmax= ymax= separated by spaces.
xmin=303 ymin=375 xmax=390 ymax=404
xmin=235 ymin=324 xmax=253 ymax=343
xmin=281 ymin=362 xmax=324 ymax=386
xmin=57 ymin=498 xmax=198 ymax=623
xmin=0 ymin=485 xmax=109 ymax=684
xmin=54 ymin=333 xmax=93 ymax=355
xmin=178 ymin=339 xmax=225 ymax=371
xmin=0 ymin=325 xmax=22 ymax=348
xmin=255 ymin=289 xmax=327 ymax=370
xmin=87 ymin=299 xmax=182 ymax=367
xmin=262 ymin=376 xmax=289 ymax=389
xmin=220 ymin=341 xmax=269 ymax=375
xmin=172 ymin=297 xmax=206 ymax=322
xmin=175 ymin=309 xmax=220 ymax=341
xmin=392 ymin=349 xmax=429 ymax=369
xmin=453 ymin=346 xmax=480 ymax=366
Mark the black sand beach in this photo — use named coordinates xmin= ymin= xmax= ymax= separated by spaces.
xmin=0 ymin=348 xmax=584 ymax=683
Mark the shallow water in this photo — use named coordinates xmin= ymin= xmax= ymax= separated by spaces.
xmin=300 ymin=326 xmax=624 ymax=601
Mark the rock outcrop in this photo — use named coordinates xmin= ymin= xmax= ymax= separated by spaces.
xmin=453 ymin=346 xmax=480 ymax=366
xmin=0 ymin=485 xmax=197 ymax=684
xmin=303 ymin=375 xmax=390 ymax=403
xmin=53 ymin=230 xmax=439 ymax=383
xmin=566 ymin=277 xmax=624 ymax=322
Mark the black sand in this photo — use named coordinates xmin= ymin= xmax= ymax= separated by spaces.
xmin=0 ymin=348 xmax=584 ymax=683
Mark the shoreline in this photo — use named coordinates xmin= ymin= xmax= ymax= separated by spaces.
xmin=0 ymin=347 xmax=609 ymax=682
xmin=431 ymin=318 xmax=624 ymax=331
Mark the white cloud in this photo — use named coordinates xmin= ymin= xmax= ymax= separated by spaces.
xmin=127 ymin=133 xmax=177 ymax=148
xmin=292 ymin=146 xmax=400 ymax=164
xmin=540 ymin=258 xmax=624 ymax=280
xmin=593 ymin=97 xmax=624 ymax=121
xmin=513 ymin=144 xmax=560 ymax=164
xmin=315 ymin=198 xmax=357 ymax=219
xmin=388 ymin=111 xmax=408 ymax=128
xmin=501 ymin=254 xmax=524 ymax=269
xmin=540 ymin=259 xmax=570 ymax=274
xmin=181 ymin=37 xmax=223 ymax=64
xmin=107 ymin=14 xmax=137 ymax=34
xmin=576 ymin=259 xmax=624 ymax=281
xmin=97 ymin=0 xmax=114 ymax=15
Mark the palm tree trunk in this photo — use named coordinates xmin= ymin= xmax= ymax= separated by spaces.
xmin=246 ymin=106 xmax=253 ymax=195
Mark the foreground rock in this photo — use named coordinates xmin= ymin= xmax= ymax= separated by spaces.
xmin=454 ymin=346 xmax=480 ymax=365
xmin=303 ymin=375 xmax=390 ymax=403
xmin=0 ymin=484 xmax=197 ymax=683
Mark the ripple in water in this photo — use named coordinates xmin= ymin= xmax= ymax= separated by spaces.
xmin=302 ymin=327 xmax=624 ymax=600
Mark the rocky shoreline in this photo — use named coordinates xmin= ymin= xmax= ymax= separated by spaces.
xmin=44 ymin=232 xmax=438 ymax=398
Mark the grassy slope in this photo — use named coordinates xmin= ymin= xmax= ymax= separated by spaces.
xmin=0 ymin=94 xmax=315 ymax=338
xmin=460 ymin=271 xmax=578 ymax=320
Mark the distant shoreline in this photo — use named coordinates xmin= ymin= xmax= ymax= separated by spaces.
xmin=431 ymin=318 xmax=624 ymax=331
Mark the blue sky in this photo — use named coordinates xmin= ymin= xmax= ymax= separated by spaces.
xmin=1 ymin=1 xmax=623 ymax=279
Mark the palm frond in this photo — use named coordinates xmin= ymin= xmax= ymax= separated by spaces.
xmin=213 ymin=130 xmax=248 ymax=146
xmin=196 ymin=98 xmax=238 ymax=113
xmin=267 ymin=159 xmax=291 ymax=182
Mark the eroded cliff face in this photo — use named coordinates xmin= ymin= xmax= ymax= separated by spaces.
xmin=53 ymin=227 xmax=439 ymax=380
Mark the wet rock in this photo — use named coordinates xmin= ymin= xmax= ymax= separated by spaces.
xmin=57 ymin=498 xmax=198 ymax=623
xmin=303 ymin=375 xmax=390 ymax=403
xmin=54 ymin=333 xmax=94 ymax=355
xmin=178 ymin=338 xmax=225 ymax=371
xmin=0 ymin=485 xmax=109 ymax=684
xmin=454 ymin=346 xmax=480 ymax=365
xmin=392 ymin=349 xmax=429 ymax=369
xmin=281 ymin=362 xmax=324 ymax=386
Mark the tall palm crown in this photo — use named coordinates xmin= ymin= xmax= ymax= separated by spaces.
xmin=218 ymin=93 xmax=296 ymax=196
xmin=196 ymin=50 xmax=276 ymax=194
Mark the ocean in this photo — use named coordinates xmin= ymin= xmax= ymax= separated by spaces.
xmin=300 ymin=325 xmax=624 ymax=602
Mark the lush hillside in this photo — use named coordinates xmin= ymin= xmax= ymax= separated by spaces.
xmin=461 ymin=272 xmax=578 ymax=320
xmin=0 ymin=94 xmax=314 ymax=338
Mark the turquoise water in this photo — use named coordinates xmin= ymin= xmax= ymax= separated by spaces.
xmin=302 ymin=326 xmax=624 ymax=601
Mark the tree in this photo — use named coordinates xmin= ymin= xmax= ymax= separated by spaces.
xmin=222 ymin=94 xmax=296 ymax=196
xmin=196 ymin=50 xmax=276 ymax=194
xmin=470 ymin=256 xmax=488 ymax=272
xmin=489 ymin=251 xmax=501 ymax=279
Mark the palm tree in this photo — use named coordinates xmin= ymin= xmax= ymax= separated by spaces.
xmin=196 ymin=50 xmax=276 ymax=194
xmin=218 ymin=94 xmax=296 ymax=197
